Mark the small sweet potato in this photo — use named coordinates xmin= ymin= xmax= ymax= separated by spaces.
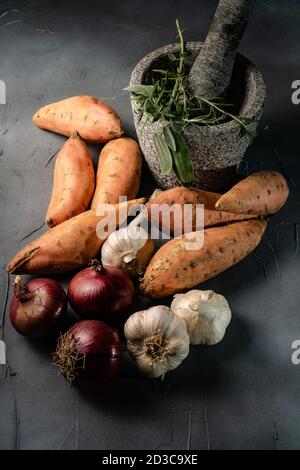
xmin=33 ymin=95 xmax=123 ymax=143
xmin=7 ymin=198 xmax=145 ymax=275
xmin=91 ymin=137 xmax=142 ymax=210
xmin=46 ymin=133 xmax=95 ymax=227
xmin=146 ymin=187 xmax=256 ymax=234
xmin=140 ymin=219 xmax=267 ymax=298
xmin=215 ymin=171 xmax=289 ymax=215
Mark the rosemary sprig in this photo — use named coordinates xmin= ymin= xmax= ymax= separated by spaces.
xmin=194 ymin=95 xmax=256 ymax=139
xmin=125 ymin=20 xmax=255 ymax=186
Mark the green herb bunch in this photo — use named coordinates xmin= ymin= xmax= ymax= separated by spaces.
xmin=126 ymin=20 xmax=255 ymax=186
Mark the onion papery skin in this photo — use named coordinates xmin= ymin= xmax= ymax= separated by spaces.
xmin=9 ymin=277 xmax=67 ymax=338
xmin=53 ymin=320 xmax=122 ymax=386
xmin=67 ymin=262 xmax=134 ymax=322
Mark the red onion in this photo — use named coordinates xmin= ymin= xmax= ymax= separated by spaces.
xmin=9 ymin=276 xmax=67 ymax=338
xmin=67 ymin=259 xmax=134 ymax=322
xmin=53 ymin=320 xmax=122 ymax=385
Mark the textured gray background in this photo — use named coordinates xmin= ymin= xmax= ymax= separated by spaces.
xmin=0 ymin=0 xmax=300 ymax=450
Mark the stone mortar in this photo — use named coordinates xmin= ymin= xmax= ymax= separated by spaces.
xmin=130 ymin=41 xmax=266 ymax=191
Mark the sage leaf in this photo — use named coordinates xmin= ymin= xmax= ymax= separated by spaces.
xmin=167 ymin=53 xmax=178 ymax=62
xmin=163 ymin=126 xmax=176 ymax=151
xmin=124 ymin=85 xmax=155 ymax=98
xmin=171 ymin=132 xmax=193 ymax=186
xmin=144 ymin=98 xmax=155 ymax=114
xmin=154 ymin=133 xmax=173 ymax=175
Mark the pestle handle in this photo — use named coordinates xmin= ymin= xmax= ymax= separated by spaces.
xmin=188 ymin=0 xmax=255 ymax=101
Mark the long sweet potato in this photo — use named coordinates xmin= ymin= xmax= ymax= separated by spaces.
xmin=140 ymin=219 xmax=267 ymax=298
xmin=33 ymin=95 xmax=123 ymax=143
xmin=91 ymin=137 xmax=142 ymax=210
xmin=146 ymin=187 xmax=256 ymax=235
xmin=46 ymin=133 xmax=95 ymax=228
xmin=215 ymin=171 xmax=289 ymax=215
xmin=7 ymin=198 xmax=145 ymax=275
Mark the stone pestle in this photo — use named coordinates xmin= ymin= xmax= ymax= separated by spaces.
xmin=188 ymin=0 xmax=255 ymax=102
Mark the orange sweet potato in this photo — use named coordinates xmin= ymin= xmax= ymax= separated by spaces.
xmin=7 ymin=198 xmax=145 ymax=275
xmin=91 ymin=137 xmax=142 ymax=210
xmin=46 ymin=133 xmax=95 ymax=228
xmin=33 ymin=95 xmax=123 ymax=143
xmin=215 ymin=171 xmax=289 ymax=215
xmin=146 ymin=187 xmax=256 ymax=234
xmin=140 ymin=219 xmax=267 ymax=298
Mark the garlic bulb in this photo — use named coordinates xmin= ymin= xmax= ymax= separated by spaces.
xmin=171 ymin=290 xmax=231 ymax=345
xmin=124 ymin=305 xmax=189 ymax=378
xmin=101 ymin=211 xmax=155 ymax=277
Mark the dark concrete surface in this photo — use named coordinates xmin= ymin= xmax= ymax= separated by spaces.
xmin=0 ymin=0 xmax=300 ymax=450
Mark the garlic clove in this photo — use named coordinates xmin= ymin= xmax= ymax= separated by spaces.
xmin=171 ymin=289 xmax=231 ymax=345
xmin=123 ymin=251 xmax=139 ymax=264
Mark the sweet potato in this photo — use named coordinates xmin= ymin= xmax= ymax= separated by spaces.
xmin=140 ymin=219 xmax=267 ymax=298
xmin=215 ymin=171 xmax=289 ymax=215
xmin=91 ymin=137 xmax=142 ymax=210
xmin=146 ymin=187 xmax=256 ymax=235
xmin=46 ymin=133 xmax=95 ymax=228
xmin=7 ymin=198 xmax=145 ymax=275
xmin=33 ymin=95 xmax=123 ymax=143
